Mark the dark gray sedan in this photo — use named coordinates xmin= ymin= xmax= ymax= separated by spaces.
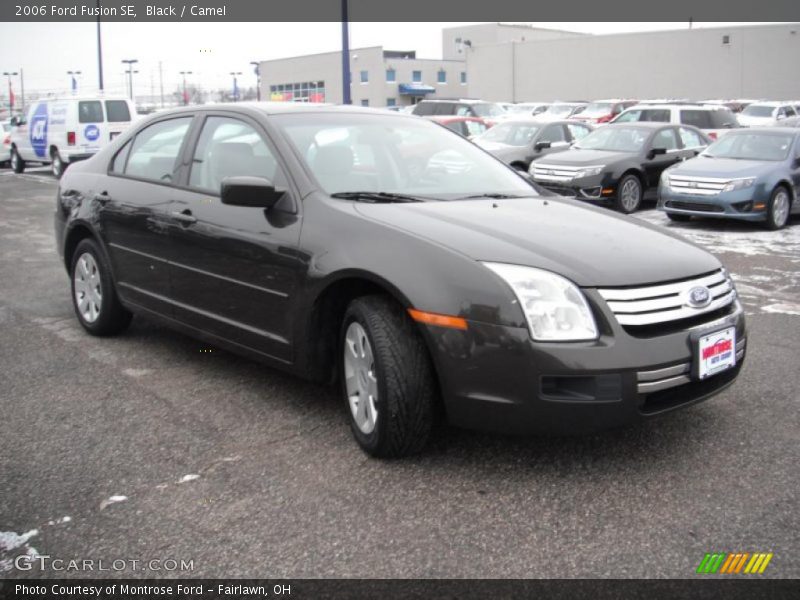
xmin=473 ymin=119 xmax=592 ymax=171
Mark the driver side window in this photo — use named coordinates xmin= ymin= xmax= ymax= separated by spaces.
xmin=540 ymin=125 xmax=566 ymax=144
xmin=652 ymin=128 xmax=679 ymax=151
xmin=124 ymin=117 xmax=192 ymax=183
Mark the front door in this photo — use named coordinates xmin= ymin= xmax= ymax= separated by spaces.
xmin=164 ymin=114 xmax=303 ymax=363
xmin=644 ymin=127 xmax=685 ymax=189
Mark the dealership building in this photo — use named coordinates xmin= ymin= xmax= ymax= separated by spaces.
xmin=259 ymin=22 xmax=800 ymax=106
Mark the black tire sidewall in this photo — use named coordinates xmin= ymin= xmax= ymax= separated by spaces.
xmin=70 ymin=238 xmax=128 ymax=335
xmin=11 ymin=148 xmax=24 ymax=173
xmin=51 ymin=150 xmax=64 ymax=178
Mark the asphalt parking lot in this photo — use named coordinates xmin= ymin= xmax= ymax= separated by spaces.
xmin=1 ymin=167 xmax=798 ymax=579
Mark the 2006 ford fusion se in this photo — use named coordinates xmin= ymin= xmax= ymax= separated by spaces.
xmin=55 ymin=103 xmax=746 ymax=457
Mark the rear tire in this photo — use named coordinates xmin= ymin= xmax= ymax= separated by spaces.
xmin=765 ymin=186 xmax=791 ymax=230
xmin=340 ymin=295 xmax=435 ymax=458
xmin=51 ymin=149 xmax=67 ymax=179
xmin=614 ymin=174 xmax=642 ymax=214
xmin=10 ymin=147 xmax=25 ymax=173
xmin=667 ymin=213 xmax=692 ymax=222
xmin=70 ymin=238 xmax=132 ymax=336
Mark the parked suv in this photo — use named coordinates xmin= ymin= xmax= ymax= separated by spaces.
xmin=738 ymin=102 xmax=798 ymax=128
xmin=612 ymin=104 xmax=739 ymax=140
xmin=55 ymin=103 xmax=745 ymax=457
xmin=411 ymin=99 xmax=506 ymax=120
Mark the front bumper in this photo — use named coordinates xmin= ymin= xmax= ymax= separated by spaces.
xmin=531 ymin=173 xmax=615 ymax=202
xmin=425 ymin=295 xmax=746 ymax=435
xmin=658 ymin=187 xmax=769 ymax=221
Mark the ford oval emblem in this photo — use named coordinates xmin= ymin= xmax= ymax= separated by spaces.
xmin=687 ymin=286 xmax=711 ymax=308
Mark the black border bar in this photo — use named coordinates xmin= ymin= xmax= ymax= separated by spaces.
xmin=2 ymin=0 xmax=800 ymax=22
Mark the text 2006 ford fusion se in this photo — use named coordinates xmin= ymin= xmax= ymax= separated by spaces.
xmin=54 ymin=104 xmax=746 ymax=457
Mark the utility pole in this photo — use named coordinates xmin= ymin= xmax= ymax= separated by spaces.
xmin=250 ymin=61 xmax=261 ymax=101
xmin=19 ymin=68 xmax=25 ymax=112
xmin=341 ymin=0 xmax=351 ymax=104
xmin=159 ymin=61 xmax=164 ymax=107
xmin=96 ymin=0 xmax=104 ymax=91
xmin=122 ymin=59 xmax=138 ymax=101
xmin=230 ymin=72 xmax=242 ymax=102
xmin=180 ymin=71 xmax=192 ymax=105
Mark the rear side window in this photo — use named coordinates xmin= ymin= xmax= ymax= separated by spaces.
xmin=640 ymin=109 xmax=670 ymax=123
xmin=678 ymin=127 xmax=706 ymax=149
xmin=105 ymin=100 xmax=131 ymax=122
xmin=78 ymin=101 xmax=104 ymax=124
xmin=709 ymin=109 xmax=737 ymax=128
xmin=464 ymin=120 xmax=487 ymax=137
xmin=124 ymin=117 xmax=192 ymax=183
xmin=412 ymin=102 xmax=436 ymax=116
xmin=110 ymin=141 xmax=131 ymax=173
xmin=680 ymin=110 xmax=713 ymax=129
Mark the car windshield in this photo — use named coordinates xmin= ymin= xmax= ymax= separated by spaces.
xmin=741 ymin=105 xmax=775 ymax=118
xmin=544 ymin=105 xmax=575 ymax=117
xmin=702 ymin=132 xmax=794 ymax=161
xmin=574 ymin=127 xmax=648 ymax=152
xmin=470 ymin=103 xmax=505 ymax=117
xmin=581 ymin=103 xmax=614 ymax=117
xmin=275 ymin=113 xmax=539 ymax=199
xmin=477 ymin=122 xmax=541 ymax=146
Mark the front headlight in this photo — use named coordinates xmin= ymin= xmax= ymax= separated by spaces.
xmin=483 ymin=263 xmax=599 ymax=341
xmin=722 ymin=177 xmax=756 ymax=192
xmin=572 ymin=165 xmax=604 ymax=179
xmin=660 ymin=170 xmax=671 ymax=188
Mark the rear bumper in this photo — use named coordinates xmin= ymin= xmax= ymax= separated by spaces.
xmin=425 ymin=295 xmax=746 ymax=435
xmin=61 ymin=152 xmax=94 ymax=163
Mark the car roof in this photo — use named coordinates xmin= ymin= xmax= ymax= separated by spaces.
xmin=726 ymin=126 xmax=799 ymax=135
xmin=625 ymin=103 xmax=727 ymax=111
xmin=424 ymin=115 xmax=485 ymax=123
xmin=147 ymin=102 xmax=399 ymax=118
xmin=746 ymin=101 xmax=789 ymax=108
xmin=416 ymin=99 xmax=491 ymax=105
xmin=605 ymin=122 xmax=680 ymax=130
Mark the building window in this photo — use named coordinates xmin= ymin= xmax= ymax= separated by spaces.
xmin=412 ymin=70 xmax=422 ymax=83
xmin=386 ymin=98 xmax=396 ymax=107
xmin=437 ymin=70 xmax=446 ymax=84
xmin=460 ymin=71 xmax=467 ymax=85
xmin=360 ymin=70 xmax=369 ymax=84
xmin=269 ymin=81 xmax=326 ymax=103
xmin=386 ymin=68 xmax=396 ymax=83
xmin=361 ymin=99 xmax=369 ymax=107
xmin=722 ymin=35 xmax=730 ymax=45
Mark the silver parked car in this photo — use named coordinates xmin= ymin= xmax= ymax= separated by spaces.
xmin=473 ymin=119 xmax=593 ymax=171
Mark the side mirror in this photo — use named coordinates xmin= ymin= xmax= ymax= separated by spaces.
xmin=648 ymin=147 xmax=667 ymax=159
xmin=220 ymin=176 xmax=286 ymax=209
xmin=534 ymin=141 xmax=552 ymax=152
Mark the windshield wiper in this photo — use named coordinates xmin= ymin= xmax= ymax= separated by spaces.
xmin=330 ymin=191 xmax=426 ymax=203
xmin=459 ymin=193 xmax=525 ymax=200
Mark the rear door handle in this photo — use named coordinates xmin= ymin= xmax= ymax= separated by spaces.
xmin=170 ymin=209 xmax=197 ymax=225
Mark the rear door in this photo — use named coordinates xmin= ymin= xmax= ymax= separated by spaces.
xmin=162 ymin=113 xmax=304 ymax=363
xmin=98 ymin=115 xmax=195 ymax=315
xmin=76 ymin=100 xmax=105 ymax=156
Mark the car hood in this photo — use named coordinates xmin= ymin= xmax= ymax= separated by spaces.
xmin=533 ymin=149 xmax=629 ymax=167
xmin=475 ymin=140 xmax=524 ymax=156
xmin=668 ymin=156 xmax=778 ymax=178
xmin=354 ymin=197 xmax=719 ymax=287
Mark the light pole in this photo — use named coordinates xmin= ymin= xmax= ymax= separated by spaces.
xmin=67 ymin=70 xmax=82 ymax=94
xmin=121 ymin=59 xmax=138 ymax=101
xmin=250 ymin=61 xmax=260 ymax=101
xmin=3 ymin=71 xmax=18 ymax=113
xmin=229 ymin=71 xmax=242 ymax=102
xmin=341 ymin=0 xmax=351 ymax=105
xmin=96 ymin=0 xmax=104 ymax=91
xmin=179 ymin=71 xmax=192 ymax=105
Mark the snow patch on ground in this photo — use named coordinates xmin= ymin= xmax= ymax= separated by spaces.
xmin=100 ymin=495 xmax=128 ymax=510
xmin=0 ymin=529 xmax=38 ymax=552
xmin=178 ymin=474 xmax=200 ymax=483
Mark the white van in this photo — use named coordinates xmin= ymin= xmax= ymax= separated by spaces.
xmin=9 ymin=96 xmax=137 ymax=177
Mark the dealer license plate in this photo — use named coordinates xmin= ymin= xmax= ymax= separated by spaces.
xmin=697 ymin=327 xmax=736 ymax=380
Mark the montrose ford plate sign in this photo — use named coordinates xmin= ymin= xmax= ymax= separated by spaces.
xmin=697 ymin=327 xmax=736 ymax=380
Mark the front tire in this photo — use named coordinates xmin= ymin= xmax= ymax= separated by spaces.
xmin=615 ymin=174 xmax=642 ymax=214
xmin=70 ymin=238 xmax=132 ymax=336
xmin=10 ymin=147 xmax=25 ymax=173
xmin=340 ymin=295 xmax=435 ymax=458
xmin=765 ymin=186 xmax=791 ymax=230
xmin=51 ymin=149 xmax=67 ymax=178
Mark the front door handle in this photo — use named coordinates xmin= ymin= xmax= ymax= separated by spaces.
xmin=170 ymin=209 xmax=197 ymax=225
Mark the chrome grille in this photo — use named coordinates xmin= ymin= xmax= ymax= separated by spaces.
xmin=531 ymin=164 xmax=584 ymax=182
xmin=667 ymin=175 xmax=728 ymax=196
xmin=597 ymin=269 xmax=736 ymax=327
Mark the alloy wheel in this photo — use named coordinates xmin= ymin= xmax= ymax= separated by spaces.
xmin=620 ymin=177 xmax=641 ymax=212
xmin=74 ymin=252 xmax=103 ymax=323
xmin=772 ymin=190 xmax=790 ymax=228
xmin=343 ymin=321 xmax=378 ymax=434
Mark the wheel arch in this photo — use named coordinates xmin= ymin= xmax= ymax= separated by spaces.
xmin=774 ymin=180 xmax=795 ymax=203
xmin=62 ymin=221 xmax=111 ymax=273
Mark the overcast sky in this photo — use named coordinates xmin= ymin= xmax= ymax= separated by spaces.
xmin=0 ymin=22 xmax=783 ymax=98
